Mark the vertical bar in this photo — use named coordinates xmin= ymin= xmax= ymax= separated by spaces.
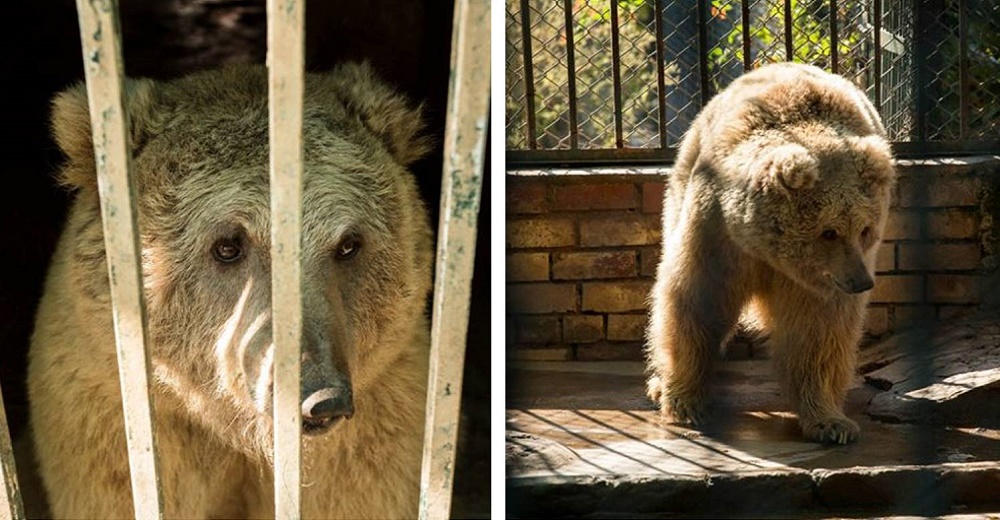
xmin=830 ymin=0 xmax=839 ymax=73
xmin=696 ymin=0 xmax=711 ymax=105
xmin=654 ymin=0 xmax=668 ymax=149
xmin=873 ymin=0 xmax=883 ymax=111
xmin=74 ymin=1 xmax=164 ymax=518
xmin=0 ymin=382 xmax=25 ymax=520
xmin=958 ymin=0 xmax=969 ymax=139
xmin=519 ymin=0 xmax=538 ymax=149
xmin=563 ymin=0 xmax=579 ymax=149
xmin=741 ymin=0 xmax=751 ymax=71
xmin=913 ymin=0 xmax=926 ymax=140
xmin=418 ymin=0 xmax=489 ymax=517
xmin=266 ymin=0 xmax=304 ymax=518
xmin=784 ymin=0 xmax=794 ymax=60
xmin=610 ymin=0 xmax=624 ymax=148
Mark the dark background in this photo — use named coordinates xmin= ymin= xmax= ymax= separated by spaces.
xmin=0 ymin=0 xmax=489 ymax=516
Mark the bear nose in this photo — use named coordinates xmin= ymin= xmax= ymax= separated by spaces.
xmin=301 ymin=387 xmax=354 ymax=435
xmin=847 ymin=277 xmax=875 ymax=293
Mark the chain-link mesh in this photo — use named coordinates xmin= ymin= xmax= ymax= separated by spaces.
xmin=966 ymin=0 xmax=1000 ymax=140
xmin=505 ymin=0 xmax=999 ymax=160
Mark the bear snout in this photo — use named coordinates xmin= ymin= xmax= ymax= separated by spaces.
xmin=302 ymin=384 xmax=354 ymax=435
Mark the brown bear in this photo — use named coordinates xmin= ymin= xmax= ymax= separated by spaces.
xmin=28 ymin=63 xmax=434 ymax=518
xmin=645 ymin=62 xmax=896 ymax=444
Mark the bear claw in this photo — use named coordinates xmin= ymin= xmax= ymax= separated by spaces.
xmin=801 ymin=416 xmax=859 ymax=445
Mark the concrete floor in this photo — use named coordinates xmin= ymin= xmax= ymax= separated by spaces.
xmin=506 ymin=360 xmax=1000 ymax=518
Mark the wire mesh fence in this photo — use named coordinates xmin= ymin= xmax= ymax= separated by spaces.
xmin=505 ymin=0 xmax=1000 ymax=166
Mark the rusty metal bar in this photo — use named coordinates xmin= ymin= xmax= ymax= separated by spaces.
xmin=830 ymin=0 xmax=839 ymax=73
xmin=564 ymin=0 xmax=579 ymax=149
xmin=784 ymin=0 xmax=793 ymax=60
xmin=696 ymin=0 xmax=711 ymax=105
xmin=417 ymin=0 xmax=488 ymax=517
xmin=0 ymin=381 xmax=24 ymax=520
xmin=74 ymin=1 xmax=164 ymax=518
xmin=519 ymin=0 xmax=538 ymax=149
xmin=741 ymin=0 xmax=751 ymax=71
xmin=266 ymin=0 xmax=305 ymax=517
xmin=654 ymin=0 xmax=668 ymax=149
xmin=610 ymin=0 xmax=624 ymax=148
xmin=873 ymin=0 xmax=883 ymax=111
xmin=958 ymin=0 xmax=969 ymax=139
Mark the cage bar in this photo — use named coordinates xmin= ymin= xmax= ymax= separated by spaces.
xmin=266 ymin=0 xmax=305 ymax=518
xmin=874 ymin=0 xmax=883 ymax=111
xmin=830 ymin=0 xmax=839 ymax=73
xmin=417 ymin=0 xmax=489 ymax=517
xmin=784 ymin=0 xmax=794 ymax=60
xmin=563 ymin=0 xmax=579 ymax=149
xmin=74 ymin=1 xmax=165 ymax=517
xmin=609 ymin=0 xmax=624 ymax=148
xmin=654 ymin=0 xmax=667 ymax=149
xmin=0 ymin=381 xmax=24 ymax=520
xmin=741 ymin=0 xmax=751 ymax=71
xmin=696 ymin=0 xmax=710 ymax=105
xmin=957 ymin=0 xmax=969 ymax=139
xmin=519 ymin=0 xmax=538 ymax=149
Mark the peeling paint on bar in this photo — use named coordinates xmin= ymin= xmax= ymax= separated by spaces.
xmin=418 ymin=0 xmax=489 ymax=518
xmin=266 ymin=0 xmax=305 ymax=518
xmin=74 ymin=0 xmax=164 ymax=518
xmin=0 ymin=380 xmax=24 ymax=520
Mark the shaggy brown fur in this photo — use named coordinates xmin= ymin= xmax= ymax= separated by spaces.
xmin=645 ymin=62 xmax=896 ymax=444
xmin=28 ymin=63 xmax=434 ymax=518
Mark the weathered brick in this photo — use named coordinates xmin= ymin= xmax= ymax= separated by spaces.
xmin=582 ymin=281 xmax=654 ymax=312
xmin=607 ymin=314 xmax=647 ymax=341
xmin=552 ymin=251 xmax=636 ymax=280
xmin=507 ymin=252 xmax=549 ymax=282
xmin=870 ymin=275 xmax=924 ymax=303
xmin=875 ymin=243 xmax=895 ymax=272
xmin=926 ymin=210 xmax=980 ymax=239
xmin=864 ymin=306 xmax=889 ymax=336
xmin=563 ymin=315 xmax=604 ymax=343
xmin=927 ymin=274 xmax=979 ymax=304
xmin=898 ymin=177 xmax=981 ymax=207
xmin=642 ymin=183 xmax=665 ymax=214
xmin=507 ymin=183 xmax=547 ymax=214
xmin=579 ymin=215 xmax=661 ymax=247
xmin=507 ymin=347 xmax=572 ymax=361
xmin=507 ymin=219 xmax=575 ymax=248
xmin=551 ymin=183 xmax=637 ymax=211
xmin=507 ymin=283 xmax=577 ymax=314
xmin=640 ymin=247 xmax=660 ymax=277
xmin=894 ymin=305 xmax=936 ymax=329
xmin=576 ymin=342 xmax=645 ymax=361
xmin=884 ymin=211 xmax=922 ymax=240
xmin=939 ymin=305 xmax=976 ymax=321
xmin=516 ymin=316 xmax=561 ymax=344
xmin=898 ymin=243 xmax=981 ymax=271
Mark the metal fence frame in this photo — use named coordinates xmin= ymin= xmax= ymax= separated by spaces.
xmin=0 ymin=0 xmax=489 ymax=518
xmin=506 ymin=0 xmax=999 ymax=167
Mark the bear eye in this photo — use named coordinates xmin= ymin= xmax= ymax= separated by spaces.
xmin=212 ymin=237 xmax=243 ymax=264
xmin=821 ymin=229 xmax=838 ymax=241
xmin=334 ymin=233 xmax=363 ymax=261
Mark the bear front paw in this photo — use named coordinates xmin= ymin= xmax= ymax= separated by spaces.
xmin=801 ymin=415 xmax=860 ymax=445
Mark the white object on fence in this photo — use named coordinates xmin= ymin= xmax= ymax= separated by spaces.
xmin=418 ymin=0 xmax=491 ymax=518
xmin=74 ymin=0 xmax=164 ymax=517
xmin=266 ymin=0 xmax=305 ymax=518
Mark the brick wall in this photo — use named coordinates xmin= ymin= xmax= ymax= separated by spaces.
xmin=506 ymin=157 xmax=1000 ymax=361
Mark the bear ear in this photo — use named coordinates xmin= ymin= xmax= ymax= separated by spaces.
xmin=751 ymin=143 xmax=820 ymax=194
xmin=323 ymin=61 xmax=434 ymax=167
xmin=852 ymin=135 xmax=896 ymax=186
xmin=51 ymin=78 xmax=159 ymax=190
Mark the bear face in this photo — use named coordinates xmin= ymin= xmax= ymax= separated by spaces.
xmin=49 ymin=63 xmax=434 ymax=459
xmin=724 ymin=129 xmax=895 ymax=298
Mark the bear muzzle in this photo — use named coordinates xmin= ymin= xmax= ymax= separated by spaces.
xmin=302 ymin=383 xmax=354 ymax=435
